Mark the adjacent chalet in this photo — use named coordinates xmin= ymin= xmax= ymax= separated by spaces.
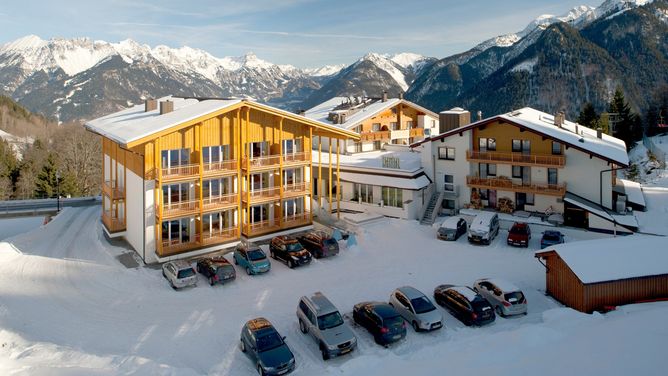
xmin=85 ymin=97 xmax=358 ymax=264
xmin=304 ymin=95 xmax=438 ymax=219
xmin=535 ymin=237 xmax=668 ymax=313
xmin=412 ymin=107 xmax=637 ymax=232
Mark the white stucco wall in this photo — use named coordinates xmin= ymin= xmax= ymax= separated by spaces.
xmin=588 ymin=214 xmax=632 ymax=234
xmin=124 ymin=169 xmax=147 ymax=262
xmin=561 ymin=148 xmax=614 ymax=209
xmin=425 ymin=132 xmax=471 ymax=211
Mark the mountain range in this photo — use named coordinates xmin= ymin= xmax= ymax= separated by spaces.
xmin=0 ymin=0 xmax=666 ymax=124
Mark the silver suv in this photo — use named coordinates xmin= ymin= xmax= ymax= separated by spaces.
xmin=296 ymin=292 xmax=357 ymax=360
xmin=162 ymin=260 xmax=197 ymax=290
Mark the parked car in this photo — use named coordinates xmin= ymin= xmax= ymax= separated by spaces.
xmin=269 ymin=235 xmax=312 ymax=268
xmin=507 ymin=222 xmax=531 ymax=247
xmin=473 ymin=278 xmax=528 ymax=317
xmin=296 ymin=292 xmax=357 ymax=360
xmin=468 ymin=212 xmax=500 ymax=245
xmin=196 ymin=256 xmax=236 ymax=286
xmin=234 ymin=243 xmax=271 ymax=275
xmin=240 ymin=317 xmax=296 ymax=375
xmin=297 ymin=231 xmax=339 ymax=258
xmin=437 ymin=216 xmax=468 ymax=241
xmin=389 ymin=286 xmax=443 ymax=332
xmin=161 ymin=260 xmax=197 ymax=290
xmin=540 ymin=230 xmax=565 ymax=249
xmin=352 ymin=301 xmax=406 ymax=346
xmin=433 ymin=284 xmax=495 ymax=326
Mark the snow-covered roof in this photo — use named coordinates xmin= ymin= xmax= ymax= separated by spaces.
xmin=85 ymin=96 xmax=242 ymax=146
xmin=313 ymin=150 xmax=422 ymax=173
xmin=304 ymin=97 xmax=437 ymax=131
xmin=615 ymin=178 xmax=646 ymax=208
xmin=339 ymin=171 xmax=430 ymax=190
xmin=563 ymin=193 xmax=638 ymax=229
xmin=536 ymin=236 xmax=668 ymax=284
xmin=440 ymin=107 xmax=468 ymax=114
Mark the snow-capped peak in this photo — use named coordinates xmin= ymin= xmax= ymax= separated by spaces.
xmin=390 ymin=52 xmax=426 ymax=69
xmin=1 ymin=34 xmax=47 ymax=51
xmin=304 ymin=64 xmax=346 ymax=77
xmin=358 ymin=53 xmax=410 ymax=91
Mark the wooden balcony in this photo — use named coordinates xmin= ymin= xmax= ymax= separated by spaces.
xmin=242 ymin=212 xmax=311 ymax=237
xmin=160 ymin=199 xmax=199 ymax=219
xmin=409 ymin=128 xmax=424 ymax=138
xmin=360 ymin=131 xmax=390 ymax=142
xmin=159 ymin=234 xmax=201 ymax=257
xmin=282 ymin=212 xmax=311 ymax=228
xmin=282 ymin=182 xmax=309 ymax=197
xmin=466 ymin=176 xmax=567 ymax=197
xmin=102 ymin=180 xmax=124 ymax=199
xmin=282 ymin=152 xmax=311 ymax=166
xmin=466 ymin=150 xmax=565 ymax=168
xmin=102 ymin=210 xmax=125 ymax=233
xmin=243 ymin=186 xmax=281 ymax=202
xmin=201 ymin=228 xmax=239 ymax=246
xmin=242 ymin=154 xmax=281 ymax=171
xmin=202 ymin=193 xmax=238 ymax=211
xmin=203 ymin=159 xmax=238 ymax=176
xmin=160 ymin=164 xmax=200 ymax=182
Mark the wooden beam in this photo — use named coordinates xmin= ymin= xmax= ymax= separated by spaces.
xmin=336 ymin=138 xmax=340 ymax=220
xmin=328 ymin=137 xmax=333 ymax=215
xmin=309 ymin=127 xmax=313 ymax=224
xmin=278 ymin=116 xmax=283 ymax=227
xmin=236 ymin=108 xmax=243 ymax=239
xmin=318 ymin=136 xmax=322 ymax=208
xmin=198 ymin=123 xmax=204 ymax=241
xmin=245 ymin=106 xmax=251 ymax=236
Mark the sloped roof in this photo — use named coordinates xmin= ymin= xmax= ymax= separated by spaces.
xmin=412 ymin=107 xmax=629 ymax=167
xmin=304 ymin=97 xmax=437 ymax=131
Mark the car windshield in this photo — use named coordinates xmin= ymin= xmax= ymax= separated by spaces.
xmin=471 ymin=298 xmax=492 ymax=312
xmin=504 ymin=291 xmax=525 ymax=304
xmin=256 ymin=332 xmax=283 ymax=352
xmin=411 ymin=296 xmax=436 ymax=314
xmin=317 ymin=311 xmax=344 ymax=330
xmin=383 ymin=315 xmax=404 ymax=327
xmin=177 ymin=268 xmax=195 ymax=279
xmin=216 ymin=265 xmax=234 ymax=275
xmin=510 ymin=226 xmax=527 ymax=234
xmin=324 ymin=238 xmax=337 ymax=246
xmin=248 ymin=250 xmax=266 ymax=261
xmin=543 ymin=232 xmax=561 ymax=241
xmin=286 ymin=243 xmax=303 ymax=252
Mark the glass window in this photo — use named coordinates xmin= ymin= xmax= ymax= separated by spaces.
xmin=526 ymin=193 xmax=535 ymax=205
xmin=552 ymin=141 xmax=561 ymax=155
xmin=353 ymin=184 xmax=373 ymax=204
xmin=438 ymin=147 xmax=455 ymax=160
xmin=372 ymin=123 xmax=381 ymax=131
xmin=442 ymin=199 xmax=455 ymax=209
xmin=353 ymin=142 xmax=362 ymax=153
xmin=406 ymin=121 xmax=414 ymax=128
xmin=373 ymin=140 xmax=381 ymax=150
xmin=512 ymin=166 xmax=522 ymax=178
xmin=479 ymin=138 xmax=496 ymax=151
xmin=444 ymin=175 xmax=454 ymax=192
xmin=548 ymin=168 xmax=558 ymax=185
xmin=512 ymin=140 xmax=521 ymax=152
xmin=317 ymin=311 xmax=344 ymax=330
xmin=382 ymin=187 xmax=403 ymax=208
xmin=390 ymin=122 xmax=398 ymax=130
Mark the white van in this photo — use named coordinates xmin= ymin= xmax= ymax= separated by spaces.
xmin=468 ymin=212 xmax=500 ymax=245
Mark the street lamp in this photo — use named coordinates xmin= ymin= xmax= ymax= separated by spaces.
xmin=56 ymin=170 xmax=61 ymax=212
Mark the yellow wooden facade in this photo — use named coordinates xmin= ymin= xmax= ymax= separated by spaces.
xmin=356 ymin=103 xmax=427 ymax=142
xmin=99 ymin=101 xmax=357 ymax=258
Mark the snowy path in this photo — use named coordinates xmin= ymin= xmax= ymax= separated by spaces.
xmin=0 ymin=206 xmax=666 ymax=375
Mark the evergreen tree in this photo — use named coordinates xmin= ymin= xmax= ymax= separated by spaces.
xmin=608 ymin=87 xmax=641 ymax=150
xmin=577 ymin=102 xmax=600 ymax=130
xmin=35 ymin=153 xmax=59 ymax=198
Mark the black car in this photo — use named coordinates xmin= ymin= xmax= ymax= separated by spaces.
xmin=240 ymin=317 xmax=296 ymax=375
xmin=352 ymin=301 xmax=406 ymax=346
xmin=269 ymin=235 xmax=312 ymax=268
xmin=297 ymin=231 xmax=339 ymax=258
xmin=433 ymin=284 xmax=495 ymax=326
xmin=196 ymin=256 xmax=236 ymax=286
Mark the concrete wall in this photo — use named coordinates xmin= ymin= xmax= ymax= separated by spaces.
xmin=125 ymin=169 xmax=147 ymax=262
xmin=338 ymin=180 xmax=423 ymax=219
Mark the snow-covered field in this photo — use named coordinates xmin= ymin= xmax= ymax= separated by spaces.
xmin=0 ymin=205 xmax=666 ymax=375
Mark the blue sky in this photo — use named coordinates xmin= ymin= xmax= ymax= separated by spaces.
xmin=2 ymin=0 xmax=596 ymax=68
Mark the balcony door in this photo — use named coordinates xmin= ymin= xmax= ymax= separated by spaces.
xmin=283 ymin=197 xmax=304 ymax=219
xmin=203 ymin=210 xmax=234 ymax=237
xmin=251 ymin=172 xmax=271 ymax=192
xmin=162 ymin=218 xmax=191 ymax=245
xmin=203 ymin=177 xmax=232 ymax=203
xmin=162 ymin=183 xmax=190 ymax=208
xmin=250 ymin=204 xmax=270 ymax=225
xmin=249 ymin=142 xmax=268 ymax=159
xmin=161 ymin=148 xmax=190 ymax=169
xmin=283 ymin=139 xmax=302 ymax=162
xmin=283 ymin=168 xmax=302 ymax=188
xmin=203 ymin=145 xmax=230 ymax=164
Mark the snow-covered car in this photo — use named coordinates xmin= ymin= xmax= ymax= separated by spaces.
xmin=196 ymin=256 xmax=236 ymax=286
xmin=433 ymin=284 xmax=495 ymax=326
xmin=234 ymin=243 xmax=271 ymax=275
xmin=507 ymin=222 xmax=531 ymax=247
xmin=389 ymin=286 xmax=443 ymax=332
xmin=437 ymin=216 xmax=467 ymax=241
xmin=162 ymin=260 xmax=197 ymax=290
xmin=240 ymin=317 xmax=296 ymax=375
xmin=473 ymin=278 xmax=527 ymax=317
xmin=468 ymin=212 xmax=500 ymax=245
xmin=297 ymin=292 xmax=357 ymax=360
xmin=540 ymin=230 xmax=565 ymax=249
xmin=297 ymin=231 xmax=339 ymax=258
xmin=352 ymin=302 xmax=406 ymax=347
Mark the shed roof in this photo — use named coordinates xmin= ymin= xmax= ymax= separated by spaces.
xmin=535 ymin=236 xmax=668 ymax=284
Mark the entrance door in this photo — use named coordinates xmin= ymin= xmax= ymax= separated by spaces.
xmin=516 ymin=193 xmax=526 ymax=211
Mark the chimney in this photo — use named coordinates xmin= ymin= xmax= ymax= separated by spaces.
xmin=554 ymin=112 xmax=563 ymax=127
xmin=160 ymin=100 xmax=174 ymax=115
xmin=339 ymin=113 xmax=347 ymax=124
xmin=399 ymin=92 xmax=404 ymax=100
xmin=596 ymin=128 xmax=603 ymax=139
xmin=297 ymin=109 xmax=306 ymax=116
xmin=144 ymin=98 xmax=157 ymax=112
xmin=439 ymin=107 xmax=471 ymax=134
xmin=575 ymin=125 xmax=579 ymax=134
xmin=382 ymin=91 xmax=388 ymax=102
xmin=477 ymin=110 xmax=482 ymax=121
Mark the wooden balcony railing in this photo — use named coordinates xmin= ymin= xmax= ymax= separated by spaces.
xmin=201 ymin=227 xmax=239 ymax=245
xmin=203 ymin=159 xmax=238 ymax=175
xmin=242 ymin=154 xmax=281 ymax=170
xmin=102 ymin=210 xmax=126 ymax=232
xmin=160 ymin=234 xmax=201 ymax=257
xmin=102 ymin=180 xmax=124 ymax=199
xmin=282 ymin=152 xmax=310 ymax=164
xmin=466 ymin=176 xmax=567 ymax=197
xmin=202 ymin=193 xmax=238 ymax=210
xmin=282 ymin=182 xmax=309 ymax=195
xmin=360 ymin=131 xmax=390 ymax=142
xmin=409 ymin=128 xmax=425 ymax=138
xmin=243 ymin=186 xmax=281 ymax=201
xmin=466 ymin=150 xmax=565 ymax=167
xmin=160 ymin=199 xmax=199 ymax=218
xmin=242 ymin=212 xmax=311 ymax=237
xmin=160 ymin=164 xmax=200 ymax=181
xmin=282 ymin=212 xmax=311 ymax=228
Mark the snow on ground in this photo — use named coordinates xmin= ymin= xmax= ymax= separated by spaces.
xmin=0 ymin=205 xmax=666 ymax=375
xmin=0 ymin=216 xmax=45 ymax=240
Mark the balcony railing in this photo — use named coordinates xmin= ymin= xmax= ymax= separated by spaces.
xmin=282 ymin=212 xmax=311 ymax=228
xmin=160 ymin=164 xmax=200 ymax=181
xmin=282 ymin=152 xmax=310 ymax=165
xmin=242 ymin=212 xmax=311 ymax=237
xmin=160 ymin=234 xmax=200 ymax=257
xmin=282 ymin=182 xmax=309 ymax=195
xmin=201 ymin=227 xmax=239 ymax=245
xmin=243 ymin=186 xmax=281 ymax=201
xmin=202 ymin=193 xmax=238 ymax=210
xmin=102 ymin=180 xmax=124 ymax=199
xmin=466 ymin=150 xmax=565 ymax=167
xmin=203 ymin=159 xmax=238 ymax=175
xmin=160 ymin=199 xmax=199 ymax=218
xmin=242 ymin=154 xmax=281 ymax=170
xmin=409 ymin=128 xmax=424 ymax=138
xmin=390 ymin=129 xmax=409 ymax=140
xmin=466 ymin=176 xmax=567 ymax=197
xmin=360 ymin=131 xmax=390 ymax=141
xmin=102 ymin=210 xmax=125 ymax=232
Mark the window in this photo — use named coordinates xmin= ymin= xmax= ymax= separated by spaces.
xmin=162 ymin=217 xmax=191 ymax=244
xmin=512 ymin=139 xmax=531 ymax=154
xmin=431 ymin=120 xmax=436 ymax=128
xmin=372 ymin=123 xmax=381 ymax=131
xmin=442 ymin=199 xmax=455 ymax=209
xmin=249 ymin=141 xmax=268 ymax=158
xmin=352 ymin=125 xmax=362 ymax=133
xmin=552 ymin=141 xmax=562 ymax=155
xmin=202 ymin=210 xmax=234 ymax=235
xmin=444 ymin=175 xmax=454 ymax=192
xmin=282 ymin=138 xmax=302 ymax=156
xmin=353 ymin=142 xmax=362 ymax=153
xmin=526 ymin=193 xmax=535 ymax=205
xmin=202 ymin=145 xmax=230 ymax=164
xmin=373 ymin=140 xmax=381 ymax=150
xmin=390 ymin=122 xmax=399 ymax=130
xmin=162 ymin=182 xmax=190 ymax=206
xmin=406 ymin=121 xmax=414 ymax=128
xmin=438 ymin=147 xmax=455 ymax=160
xmin=512 ymin=139 xmax=521 ymax=152
xmin=512 ymin=166 xmax=522 ymax=178
xmin=283 ymin=197 xmax=304 ymax=218
xmin=479 ymin=163 xmax=496 ymax=177
xmin=283 ymin=168 xmax=302 ymax=187
xmin=161 ymin=148 xmax=190 ymax=169
xmin=479 ymin=189 xmax=489 ymax=200
xmin=353 ymin=183 xmax=373 ymax=203
xmin=548 ymin=168 xmax=558 ymax=185
xmin=479 ymin=138 xmax=496 ymax=152
xmin=382 ymin=187 xmax=403 ymax=208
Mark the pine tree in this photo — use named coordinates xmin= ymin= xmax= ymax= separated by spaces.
xmin=608 ymin=88 xmax=641 ymax=150
xmin=35 ymin=153 xmax=59 ymax=198
xmin=577 ymin=102 xmax=600 ymax=130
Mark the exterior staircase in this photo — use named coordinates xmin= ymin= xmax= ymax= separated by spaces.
xmin=420 ymin=191 xmax=444 ymax=225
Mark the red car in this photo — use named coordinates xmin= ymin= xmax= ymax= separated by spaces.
xmin=507 ymin=222 xmax=531 ymax=247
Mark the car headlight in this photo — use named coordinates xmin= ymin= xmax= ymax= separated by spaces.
xmin=288 ymin=357 xmax=295 ymax=366
xmin=327 ymin=344 xmax=338 ymax=351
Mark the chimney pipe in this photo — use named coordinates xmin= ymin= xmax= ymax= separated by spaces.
xmin=399 ymin=92 xmax=404 ymax=100
xmin=160 ymin=100 xmax=174 ymax=115
xmin=382 ymin=91 xmax=388 ymax=102
xmin=477 ymin=110 xmax=482 ymax=121
xmin=145 ymin=99 xmax=157 ymax=112
xmin=597 ymin=128 xmax=602 ymax=139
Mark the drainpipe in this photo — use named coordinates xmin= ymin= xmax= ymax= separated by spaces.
xmin=599 ymin=166 xmax=627 ymax=209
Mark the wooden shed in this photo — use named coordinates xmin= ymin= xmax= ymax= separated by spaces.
xmin=535 ymin=236 xmax=668 ymax=313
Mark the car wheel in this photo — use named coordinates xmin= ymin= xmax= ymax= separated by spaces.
xmin=412 ymin=321 xmax=420 ymax=332
xmin=288 ymin=260 xmax=294 ymax=269
xmin=239 ymin=339 xmax=246 ymax=352
xmin=170 ymin=282 xmax=177 ymax=290
xmin=209 ymin=277 xmax=215 ymax=286
xmin=234 ymin=257 xmax=238 ymax=265
xmin=257 ymin=364 xmax=265 ymax=376
xmin=321 ymin=344 xmax=330 ymax=360
xmin=495 ymin=306 xmax=504 ymax=318
xmin=270 ymin=251 xmax=275 ymax=259
xmin=246 ymin=267 xmax=251 ymax=275
xmin=162 ymin=270 xmax=166 ymax=278
xmin=299 ymin=319 xmax=308 ymax=334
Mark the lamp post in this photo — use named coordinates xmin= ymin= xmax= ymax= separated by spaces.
xmin=56 ymin=170 xmax=61 ymax=213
